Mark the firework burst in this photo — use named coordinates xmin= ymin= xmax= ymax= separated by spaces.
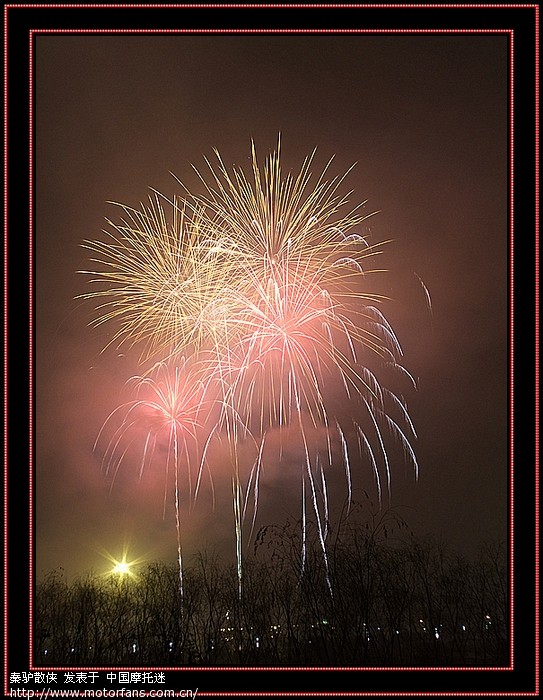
xmin=80 ymin=139 xmax=419 ymax=597
xmin=95 ymin=358 xmax=216 ymax=598
xmin=78 ymin=195 xmax=237 ymax=363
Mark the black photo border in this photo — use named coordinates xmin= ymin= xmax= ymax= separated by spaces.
xmin=4 ymin=3 xmax=538 ymax=697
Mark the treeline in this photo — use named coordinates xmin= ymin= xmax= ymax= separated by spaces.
xmin=35 ymin=511 xmax=508 ymax=666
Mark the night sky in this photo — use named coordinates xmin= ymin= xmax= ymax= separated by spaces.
xmin=35 ymin=34 xmax=508 ymax=579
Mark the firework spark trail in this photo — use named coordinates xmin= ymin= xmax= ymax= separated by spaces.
xmin=80 ymin=139 xmax=419 ymax=598
xmin=242 ymin=432 xmax=266 ymax=547
xmin=336 ymin=421 xmax=352 ymax=516
xmin=232 ymin=470 xmax=243 ymax=601
xmin=172 ymin=423 xmax=184 ymax=601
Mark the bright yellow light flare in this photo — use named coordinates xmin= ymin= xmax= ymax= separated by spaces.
xmin=111 ymin=559 xmax=131 ymax=576
xmin=96 ymin=545 xmax=146 ymax=581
